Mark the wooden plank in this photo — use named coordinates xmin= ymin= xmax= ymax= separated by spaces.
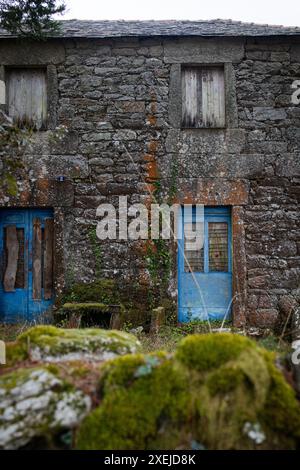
xmin=8 ymin=69 xmax=47 ymax=130
xmin=202 ymin=67 xmax=225 ymax=128
xmin=3 ymin=225 xmax=19 ymax=292
xmin=44 ymin=218 xmax=53 ymax=300
xmin=32 ymin=218 xmax=42 ymax=300
xmin=182 ymin=67 xmax=202 ymax=128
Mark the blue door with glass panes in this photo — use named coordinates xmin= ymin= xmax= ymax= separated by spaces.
xmin=178 ymin=206 xmax=232 ymax=322
xmin=0 ymin=208 xmax=54 ymax=323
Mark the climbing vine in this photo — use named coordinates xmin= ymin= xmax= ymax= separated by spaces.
xmin=145 ymin=160 xmax=179 ymax=307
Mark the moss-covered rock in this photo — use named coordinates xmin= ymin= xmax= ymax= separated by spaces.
xmin=77 ymin=352 xmax=190 ymax=450
xmin=7 ymin=325 xmax=140 ymax=364
xmin=0 ymin=366 xmax=91 ymax=449
xmin=76 ymin=333 xmax=300 ymax=450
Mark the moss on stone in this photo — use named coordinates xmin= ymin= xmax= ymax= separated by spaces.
xmin=5 ymin=173 xmax=18 ymax=196
xmin=59 ymin=280 xmax=117 ymax=305
xmin=76 ymin=355 xmax=190 ymax=450
xmin=260 ymin=353 xmax=300 ymax=438
xmin=5 ymin=341 xmax=28 ymax=367
xmin=175 ymin=333 xmax=256 ymax=372
xmin=76 ymin=333 xmax=300 ymax=450
xmin=62 ymin=303 xmax=109 ymax=313
xmin=206 ymin=365 xmax=245 ymax=396
xmin=6 ymin=325 xmax=140 ymax=364
xmin=100 ymin=351 xmax=168 ymax=392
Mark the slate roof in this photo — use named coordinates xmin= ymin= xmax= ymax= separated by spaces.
xmin=0 ymin=19 xmax=300 ymax=38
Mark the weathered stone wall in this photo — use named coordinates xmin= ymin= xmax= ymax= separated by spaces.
xmin=0 ymin=35 xmax=299 ymax=327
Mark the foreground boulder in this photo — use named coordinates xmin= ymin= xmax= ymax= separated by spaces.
xmin=6 ymin=325 xmax=140 ymax=364
xmin=76 ymin=334 xmax=300 ymax=450
xmin=1 ymin=332 xmax=299 ymax=450
xmin=0 ymin=366 xmax=91 ymax=449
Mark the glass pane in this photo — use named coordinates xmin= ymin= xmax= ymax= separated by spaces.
xmin=184 ymin=222 xmax=204 ymax=272
xmin=208 ymin=222 xmax=228 ymax=272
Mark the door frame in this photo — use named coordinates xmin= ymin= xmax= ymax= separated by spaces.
xmin=0 ymin=207 xmax=54 ymax=322
xmin=177 ymin=205 xmax=232 ymax=322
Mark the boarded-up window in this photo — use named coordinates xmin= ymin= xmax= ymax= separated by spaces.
xmin=182 ymin=66 xmax=225 ymax=128
xmin=7 ymin=69 xmax=47 ymax=130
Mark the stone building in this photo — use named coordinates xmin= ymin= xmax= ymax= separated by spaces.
xmin=0 ymin=20 xmax=299 ymax=327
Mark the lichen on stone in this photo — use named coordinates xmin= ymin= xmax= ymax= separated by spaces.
xmin=16 ymin=325 xmax=141 ymax=363
xmin=0 ymin=366 xmax=91 ymax=449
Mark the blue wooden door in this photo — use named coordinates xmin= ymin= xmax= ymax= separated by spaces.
xmin=178 ymin=206 xmax=232 ymax=322
xmin=0 ymin=208 xmax=54 ymax=323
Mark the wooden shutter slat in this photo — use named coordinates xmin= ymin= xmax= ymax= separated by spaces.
xmin=44 ymin=219 xmax=53 ymax=300
xmin=182 ymin=67 xmax=202 ymax=128
xmin=8 ymin=69 xmax=47 ymax=130
xmin=3 ymin=225 xmax=19 ymax=292
xmin=32 ymin=218 xmax=42 ymax=300
xmin=202 ymin=67 xmax=225 ymax=128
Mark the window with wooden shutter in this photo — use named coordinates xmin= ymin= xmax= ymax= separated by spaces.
xmin=7 ymin=68 xmax=47 ymax=130
xmin=182 ymin=66 xmax=225 ymax=128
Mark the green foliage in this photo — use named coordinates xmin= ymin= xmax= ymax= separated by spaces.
xmin=62 ymin=302 xmax=109 ymax=313
xmin=0 ymin=111 xmax=30 ymax=197
xmin=0 ymin=111 xmax=33 ymax=148
xmin=58 ymin=279 xmax=117 ymax=306
xmin=146 ymin=238 xmax=171 ymax=288
xmin=0 ymin=0 xmax=66 ymax=40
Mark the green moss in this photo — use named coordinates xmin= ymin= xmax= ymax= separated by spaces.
xmin=16 ymin=325 xmax=140 ymax=357
xmin=18 ymin=325 xmax=65 ymax=345
xmin=76 ymin=358 xmax=190 ymax=450
xmin=5 ymin=173 xmax=18 ymax=196
xmin=260 ymin=354 xmax=300 ymax=438
xmin=207 ymin=366 xmax=245 ymax=396
xmin=101 ymin=351 xmax=168 ymax=393
xmin=175 ymin=333 xmax=256 ymax=372
xmin=75 ymin=333 xmax=300 ymax=450
xmin=5 ymin=341 xmax=28 ymax=367
xmin=62 ymin=303 xmax=109 ymax=313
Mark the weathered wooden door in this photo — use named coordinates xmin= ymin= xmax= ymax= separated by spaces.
xmin=178 ymin=207 xmax=232 ymax=322
xmin=0 ymin=209 xmax=54 ymax=322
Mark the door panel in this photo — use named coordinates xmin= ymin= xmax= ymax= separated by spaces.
xmin=178 ymin=206 xmax=232 ymax=322
xmin=0 ymin=209 xmax=54 ymax=322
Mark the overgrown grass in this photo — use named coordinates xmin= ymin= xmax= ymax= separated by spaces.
xmin=0 ymin=323 xmax=30 ymax=342
xmin=138 ymin=321 xmax=233 ymax=353
xmin=0 ymin=321 xmax=291 ymax=358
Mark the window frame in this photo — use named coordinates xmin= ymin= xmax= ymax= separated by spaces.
xmin=181 ymin=64 xmax=226 ymax=129
xmin=6 ymin=67 xmax=48 ymax=131
xmin=169 ymin=62 xmax=238 ymax=130
xmin=1 ymin=64 xmax=58 ymax=131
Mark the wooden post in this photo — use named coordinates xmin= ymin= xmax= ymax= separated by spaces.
xmin=32 ymin=218 xmax=42 ymax=300
xmin=3 ymin=225 xmax=19 ymax=292
xmin=109 ymin=306 xmax=124 ymax=330
xmin=44 ymin=219 xmax=53 ymax=300
xmin=150 ymin=306 xmax=165 ymax=334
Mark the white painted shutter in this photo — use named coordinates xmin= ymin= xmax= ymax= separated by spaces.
xmin=8 ymin=69 xmax=47 ymax=130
